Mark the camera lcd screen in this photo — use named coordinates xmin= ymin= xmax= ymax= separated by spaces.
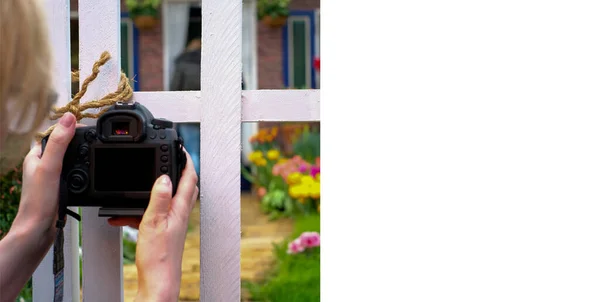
xmin=94 ymin=147 xmax=156 ymax=192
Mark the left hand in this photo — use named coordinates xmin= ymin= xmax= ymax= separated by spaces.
xmin=12 ymin=113 xmax=77 ymax=245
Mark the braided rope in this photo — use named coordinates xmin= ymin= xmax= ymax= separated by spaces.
xmin=37 ymin=51 xmax=134 ymax=140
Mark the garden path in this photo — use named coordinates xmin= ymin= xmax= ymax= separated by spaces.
xmin=122 ymin=192 xmax=294 ymax=301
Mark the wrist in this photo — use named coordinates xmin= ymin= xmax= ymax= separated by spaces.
xmin=135 ymin=270 xmax=180 ymax=302
xmin=10 ymin=214 xmax=55 ymax=249
xmin=135 ymin=286 xmax=179 ymax=302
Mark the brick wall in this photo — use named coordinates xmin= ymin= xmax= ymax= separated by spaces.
xmin=257 ymin=0 xmax=320 ymax=89
xmin=70 ymin=0 xmax=164 ymax=92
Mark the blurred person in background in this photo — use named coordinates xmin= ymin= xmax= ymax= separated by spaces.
xmin=170 ymin=38 xmax=202 ymax=179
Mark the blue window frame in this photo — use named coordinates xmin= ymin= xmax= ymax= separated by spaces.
xmin=283 ymin=10 xmax=317 ymax=89
xmin=120 ymin=13 xmax=140 ymax=91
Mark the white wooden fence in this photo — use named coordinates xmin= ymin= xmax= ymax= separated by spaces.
xmin=32 ymin=0 xmax=320 ymax=301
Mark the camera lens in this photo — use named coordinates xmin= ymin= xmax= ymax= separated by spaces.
xmin=67 ymin=169 xmax=88 ymax=194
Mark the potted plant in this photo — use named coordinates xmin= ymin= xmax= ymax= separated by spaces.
xmin=257 ymin=0 xmax=291 ymax=28
xmin=125 ymin=0 xmax=161 ymax=31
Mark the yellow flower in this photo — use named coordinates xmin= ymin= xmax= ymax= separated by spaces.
xmin=289 ymin=183 xmax=310 ymax=199
xmin=315 ymin=173 xmax=320 ymax=182
xmin=248 ymin=150 xmax=263 ymax=162
xmin=278 ymin=158 xmax=288 ymax=164
xmin=267 ymin=149 xmax=280 ymax=161
xmin=289 ymin=185 xmax=301 ymax=198
xmin=309 ymin=183 xmax=320 ymax=199
xmin=270 ymin=127 xmax=279 ymax=137
xmin=300 ymin=175 xmax=315 ymax=185
xmin=297 ymin=185 xmax=309 ymax=198
xmin=287 ymin=172 xmax=302 ymax=185
xmin=256 ymin=157 xmax=267 ymax=167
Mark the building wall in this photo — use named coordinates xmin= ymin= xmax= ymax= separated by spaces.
xmin=70 ymin=0 xmax=164 ymax=91
xmin=258 ymin=0 xmax=320 ymax=89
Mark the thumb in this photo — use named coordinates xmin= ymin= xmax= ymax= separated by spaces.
xmin=143 ymin=175 xmax=173 ymax=222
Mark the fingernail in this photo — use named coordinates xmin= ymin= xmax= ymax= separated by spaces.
xmin=161 ymin=175 xmax=172 ymax=186
xmin=59 ymin=113 xmax=75 ymax=127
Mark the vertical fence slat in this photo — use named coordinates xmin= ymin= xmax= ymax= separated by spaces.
xmin=200 ymin=0 xmax=243 ymax=300
xmin=33 ymin=1 xmax=80 ymax=301
xmin=78 ymin=0 xmax=124 ymax=301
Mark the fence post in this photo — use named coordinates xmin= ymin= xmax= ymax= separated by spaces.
xmin=78 ymin=0 xmax=124 ymax=301
xmin=33 ymin=0 xmax=80 ymax=301
xmin=200 ymin=0 xmax=243 ymax=300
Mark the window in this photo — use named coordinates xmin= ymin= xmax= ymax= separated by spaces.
xmin=283 ymin=10 xmax=319 ymax=89
xmin=70 ymin=13 xmax=139 ymax=94
xmin=186 ymin=6 xmax=202 ymax=44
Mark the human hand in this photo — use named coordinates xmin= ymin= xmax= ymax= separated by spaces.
xmin=108 ymin=150 xmax=198 ymax=301
xmin=12 ymin=113 xmax=77 ymax=245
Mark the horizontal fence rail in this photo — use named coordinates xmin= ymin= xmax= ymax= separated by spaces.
xmin=131 ymin=90 xmax=321 ymax=123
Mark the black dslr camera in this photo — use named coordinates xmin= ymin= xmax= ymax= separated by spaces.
xmin=41 ymin=102 xmax=186 ymax=218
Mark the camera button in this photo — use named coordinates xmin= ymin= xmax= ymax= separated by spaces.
xmin=159 ymin=130 xmax=166 ymax=139
xmin=160 ymin=144 xmax=169 ymax=152
xmin=84 ymin=129 xmax=96 ymax=142
xmin=161 ymin=166 xmax=168 ymax=173
xmin=79 ymin=145 xmax=89 ymax=157
xmin=149 ymin=131 xmax=157 ymax=139
xmin=161 ymin=155 xmax=168 ymax=163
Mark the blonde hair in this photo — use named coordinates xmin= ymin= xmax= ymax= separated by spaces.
xmin=0 ymin=0 xmax=53 ymax=138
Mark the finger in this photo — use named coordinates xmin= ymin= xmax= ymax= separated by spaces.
xmin=171 ymin=150 xmax=198 ymax=218
xmin=21 ymin=143 xmax=42 ymax=174
xmin=142 ymin=174 xmax=173 ymax=223
xmin=107 ymin=217 xmax=142 ymax=228
xmin=39 ymin=113 xmax=76 ymax=174
xmin=24 ymin=143 xmax=42 ymax=164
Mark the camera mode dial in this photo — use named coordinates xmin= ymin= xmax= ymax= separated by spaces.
xmin=151 ymin=118 xmax=173 ymax=129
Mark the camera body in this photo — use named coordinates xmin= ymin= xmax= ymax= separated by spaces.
xmin=41 ymin=102 xmax=186 ymax=214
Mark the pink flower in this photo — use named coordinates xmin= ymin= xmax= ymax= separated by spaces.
xmin=257 ymin=187 xmax=267 ymax=199
xmin=315 ymin=157 xmax=320 ymax=167
xmin=299 ymin=232 xmax=320 ymax=248
xmin=298 ymin=164 xmax=308 ymax=173
xmin=310 ymin=166 xmax=320 ymax=178
xmin=287 ymin=238 xmax=305 ymax=254
xmin=292 ymin=155 xmax=303 ymax=163
xmin=272 ymin=164 xmax=282 ymax=176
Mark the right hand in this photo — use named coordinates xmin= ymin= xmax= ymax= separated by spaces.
xmin=110 ymin=150 xmax=198 ymax=301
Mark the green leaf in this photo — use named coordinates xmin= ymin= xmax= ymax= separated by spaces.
xmin=240 ymin=164 xmax=256 ymax=183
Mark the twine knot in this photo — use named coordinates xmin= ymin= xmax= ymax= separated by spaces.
xmin=37 ymin=51 xmax=134 ymax=140
xmin=68 ymin=105 xmax=81 ymax=119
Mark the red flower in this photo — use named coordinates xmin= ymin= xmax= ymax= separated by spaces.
xmin=313 ymin=57 xmax=320 ymax=71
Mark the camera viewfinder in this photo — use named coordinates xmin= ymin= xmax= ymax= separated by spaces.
xmin=112 ymin=122 xmax=130 ymax=135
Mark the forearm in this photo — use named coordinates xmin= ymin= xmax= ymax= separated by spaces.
xmin=0 ymin=219 xmax=54 ymax=301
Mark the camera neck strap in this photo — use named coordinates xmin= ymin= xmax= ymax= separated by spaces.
xmin=53 ymin=180 xmax=81 ymax=302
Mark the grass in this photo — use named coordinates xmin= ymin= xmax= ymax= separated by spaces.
xmin=243 ymin=214 xmax=321 ymax=302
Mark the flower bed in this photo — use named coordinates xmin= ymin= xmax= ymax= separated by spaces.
xmin=242 ymin=124 xmax=320 ymax=220
xmin=242 ymin=123 xmax=321 ymax=301
xmin=243 ymin=214 xmax=320 ymax=302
